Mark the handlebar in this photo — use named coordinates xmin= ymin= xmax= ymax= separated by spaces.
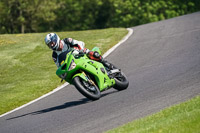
xmin=74 ymin=53 xmax=85 ymax=58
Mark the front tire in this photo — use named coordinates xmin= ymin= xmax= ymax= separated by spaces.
xmin=73 ymin=76 xmax=101 ymax=100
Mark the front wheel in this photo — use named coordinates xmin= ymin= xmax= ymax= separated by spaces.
xmin=73 ymin=76 xmax=101 ymax=100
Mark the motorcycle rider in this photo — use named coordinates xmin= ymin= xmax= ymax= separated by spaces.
xmin=44 ymin=33 xmax=112 ymax=69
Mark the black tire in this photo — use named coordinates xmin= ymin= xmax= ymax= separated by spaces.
xmin=113 ymin=71 xmax=129 ymax=91
xmin=105 ymin=63 xmax=129 ymax=91
xmin=73 ymin=76 xmax=101 ymax=100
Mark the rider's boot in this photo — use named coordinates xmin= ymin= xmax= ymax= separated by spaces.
xmin=87 ymin=51 xmax=114 ymax=69
xmin=101 ymin=59 xmax=114 ymax=70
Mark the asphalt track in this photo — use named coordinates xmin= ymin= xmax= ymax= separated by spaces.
xmin=1 ymin=12 xmax=200 ymax=133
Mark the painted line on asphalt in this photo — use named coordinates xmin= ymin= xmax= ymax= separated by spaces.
xmin=103 ymin=28 xmax=133 ymax=58
xmin=0 ymin=28 xmax=133 ymax=118
xmin=0 ymin=82 xmax=69 ymax=118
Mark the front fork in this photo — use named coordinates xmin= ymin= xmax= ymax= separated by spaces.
xmin=72 ymin=71 xmax=96 ymax=86
xmin=81 ymin=71 xmax=96 ymax=86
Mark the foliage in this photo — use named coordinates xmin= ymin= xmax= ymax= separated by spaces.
xmin=0 ymin=0 xmax=200 ymax=34
xmin=0 ymin=0 xmax=60 ymax=33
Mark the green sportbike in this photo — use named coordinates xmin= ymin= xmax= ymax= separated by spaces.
xmin=56 ymin=47 xmax=129 ymax=100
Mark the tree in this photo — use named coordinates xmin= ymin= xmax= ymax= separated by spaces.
xmin=0 ymin=0 xmax=200 ymax=34
xmin=0 ymin=0 xmax=59 ymax=33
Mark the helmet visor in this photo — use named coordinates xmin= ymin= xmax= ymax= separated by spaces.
xmin=48 ymin=42 xmax=56 ymax=49
xmin=48 ymin=34 xmax=58 ymax=50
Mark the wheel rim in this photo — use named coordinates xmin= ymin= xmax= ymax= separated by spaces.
xmin=82 ymin=80 xmax=98 ymax=94
xmin=115 ymin=73 xmax=126 ymax=82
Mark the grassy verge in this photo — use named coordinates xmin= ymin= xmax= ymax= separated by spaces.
xmin=106 ymin=95 xmax=200 ymax=133
xmin=0 ymin=28 xmax=128 ymax=115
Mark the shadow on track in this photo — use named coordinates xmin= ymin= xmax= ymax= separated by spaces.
xmin=7 ymin=90 xmax=118 ymax=120
xmin=6 ymin=98 xmax=90 ymax=120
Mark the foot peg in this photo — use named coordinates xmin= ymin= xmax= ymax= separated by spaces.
xmin=110 ymin=69 xmax=120 ymax=74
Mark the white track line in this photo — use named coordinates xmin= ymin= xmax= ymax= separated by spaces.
xmin=0 ymin=28 xmax=133 ymax=118
xmin=103 ymin=28 xmax=133 ymax=58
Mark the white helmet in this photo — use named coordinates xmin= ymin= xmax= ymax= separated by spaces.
xmin=45 ymin=33 xmax=60 ymax=50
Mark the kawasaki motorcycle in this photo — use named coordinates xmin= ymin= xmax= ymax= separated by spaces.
xmin=56 ymin=47 xmax=129 ymax=100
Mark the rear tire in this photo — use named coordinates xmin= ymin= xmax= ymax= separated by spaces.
xmin=73 ymin=76 xmax=101 ymax=100
xmin=113 ymin=71 xmax=129 ymax=91
xmin=109 ymin=64 xmax=129 ymax=91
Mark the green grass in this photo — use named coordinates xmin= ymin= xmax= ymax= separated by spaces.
xmin=106 ymin=95 xmax=200 ymax=133
xmin=0 ymin=28 xmax=128 ymax=115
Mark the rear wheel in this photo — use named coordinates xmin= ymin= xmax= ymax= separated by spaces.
xmin=113 ymin=71 xmax=129 ymax=91
xmin=73 ymin=76 xmax=101 ymax=100
xmin=109 ymin=65 xmax=129 ymax=91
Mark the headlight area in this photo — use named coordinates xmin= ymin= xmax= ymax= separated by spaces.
xmin=68 ymin=59 xmax=76 ymax=71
